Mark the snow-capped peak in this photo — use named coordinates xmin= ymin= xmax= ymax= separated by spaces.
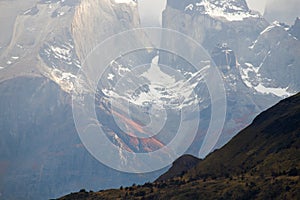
xmin=184 ymin=0 xmax=259 ymax=21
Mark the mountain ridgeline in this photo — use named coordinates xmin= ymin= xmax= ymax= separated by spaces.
xmin=58 ymin=92 xmax=300 ymax=199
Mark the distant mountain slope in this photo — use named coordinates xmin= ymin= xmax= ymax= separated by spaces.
xmin=57 ymin=92 xmax=300 ymax=200
xmin=156 ymin=155 xmax=200 ymax=182
xmin=0 ymin=76 xmax=162 ymax=200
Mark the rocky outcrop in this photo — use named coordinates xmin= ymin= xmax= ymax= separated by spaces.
xmin=249 ymin=21 xmax=300 ymax=91
xmin=167 ymin=0 xmax=250 ymax=14
xmin=289 ymin=17 xmax=300 ymax=40
xmin=211 ymin=43 xmax=237 ymax=70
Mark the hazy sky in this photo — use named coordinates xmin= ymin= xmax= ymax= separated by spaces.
xmin=138 ymin=0 xmax=167 ymax=26
xmin=264 ymin=0 xmax=300 ymax=25
xmin=247 ymin=0 xmax=268 ymax=14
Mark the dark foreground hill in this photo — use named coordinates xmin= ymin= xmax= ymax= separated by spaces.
xmin=57 ymin=93 xmax=300 ymax=200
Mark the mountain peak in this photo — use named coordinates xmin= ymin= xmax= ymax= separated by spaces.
xmin=167 ymin=0 xmax=258 ymax=21
xmin=290 ymin=17 xmax=300 ymax=40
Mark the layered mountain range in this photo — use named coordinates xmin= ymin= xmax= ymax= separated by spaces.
xmin=0 ymin=0 xmax=299 ymax=199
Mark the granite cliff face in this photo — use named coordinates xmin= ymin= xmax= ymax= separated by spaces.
xmin=72 ymin=0 xmax=141 ymax=61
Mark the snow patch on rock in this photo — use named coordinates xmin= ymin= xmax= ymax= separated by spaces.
xmin=185 ymin=0 xmax=259 ymax=21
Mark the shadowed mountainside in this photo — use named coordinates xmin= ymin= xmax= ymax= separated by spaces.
xmin=156 ymin=155 xmax=201 ymax=182
xmin=57 ymin=92 xmax=300 ymax=200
